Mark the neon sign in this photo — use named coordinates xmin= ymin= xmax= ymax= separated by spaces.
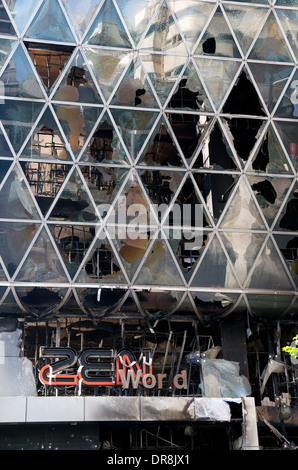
xmin=39 ymin=347 xmax=188 ymax=390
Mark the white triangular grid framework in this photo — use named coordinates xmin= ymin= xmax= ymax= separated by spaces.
xmin=0 ymin=0 xmax=297 ymax=322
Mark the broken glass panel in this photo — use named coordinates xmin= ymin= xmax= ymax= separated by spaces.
xmin=0 ymin=222 xmax=39 ymax=277
xmin=274 ymin=234 xmax=298 ymax=286
xmin=192 ymin=118 xmax=239 ymax=171
xmin=0 ymin=163 xmax=40 ymax=220
xmin=220 ymin=231 xmax=266 ymax=286
xmin=195 ymin=57 xmax=241 ymax=110
xmin=190 ymin=291 xmax=240 ymax=324
xmin=248 ymin=123 xmax=293 ymax=174
xmin=15 ymin=227 xmax=69 ymax=283
xmin=274 ymin=120 xmax=298 ymax=171
xmin=140 ymin=0 xmax=187 ymax=55
xmin=167 ymin=59 xmax=213 ymax=112
xmin=53 ymin=104 xmax=102 ymax=158
xmin=84 ymin=0 xmax=132 ymax=49
xmin=249 ymin=62 xmax=293 ymax=115
xmin=0 ymin=43 xmax=44 ymax=99
xmin=275 ymin=69 xmax=298 ymax=119
xmin=110 ymin=54 xmax=158 ymax=108
xmin=219 ymin=177 xmax=266 ymax=230
xmin=16 ymin=286 xmax=68 ymax=316
xmin=191 ymin=233 xmax=239 ymax=289
xmin=246 ymin=237 xmax=294 ymax=291
xmin=248 ymin=176 xmax=293 ymax=227
xmin=84 ymin=47 xmax=131 ymax=102
xmin=21 ymin=107 xmax=73 ymax=161
xmin=110 ymin=108 xmax=159 ymax=159
xmin=137 ymin=115 xmax=185 ymax=167
xmin=248 ymin=12 xmax=293 ymax=63
xmin=76 ymin=287 xmax=128 ymax=316
xmin=223 ymin=4 xmax=268 ymax=56
xmin=20 ymin=162 xmax=72 ymax=216
xmin=0 ymin=0 xmax=16 ymax=36
xmin=195 ymin=7 xmax=241 ymax=58
xmin=52 ymin=49 xmax=102 ymax=105
xmin=247 ymin=293 xmax=295 ymax=321
xmin=24 ymin=0 xmax=76 ymax=44
xmin=25 ymin=43 xmax=74 ymax=94
xmin=48 ymin=167 xmax=99 ymax=223
xmin=168 ymin=0 xmax=215 ymax=53
xmin=0 ymin=99 xmax=44 ymax=154
xmin=274 ymin=182 xmax=298 ymax=232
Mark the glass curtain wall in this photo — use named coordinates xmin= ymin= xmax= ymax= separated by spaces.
xmin=0 ymin=0 xmax=297 ymax=325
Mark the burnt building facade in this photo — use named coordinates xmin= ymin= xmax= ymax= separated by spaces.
xmin=0 ymin=0 xmax=297 ymax=451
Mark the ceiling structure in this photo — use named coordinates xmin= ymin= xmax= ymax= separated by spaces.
xmin=0 ymin=0 xmax=297 ymax=325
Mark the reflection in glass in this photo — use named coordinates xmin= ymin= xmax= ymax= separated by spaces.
xmin=0 ymin=1 xmax=16 ymax=36
xmin=274 ymin=120 xmax=298 ymax=171
xmin=275 ymin=69 xmax=298 ymax=119
xmin=275 ymin=234 xmax=298 ymax=285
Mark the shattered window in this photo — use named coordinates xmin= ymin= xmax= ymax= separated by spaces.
xmin=0 ymin=0 xmax=296 ymax=326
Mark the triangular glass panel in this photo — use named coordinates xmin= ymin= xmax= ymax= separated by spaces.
xmin=170 ymin=175 xmax=212 ymax=228
xmin=168 ymin=0 xmax=215 ymax=53
xmin=194 ymin=6 xmax=241 ymax=58
xmin=15 ymin=227 xmax=69 ymax=283
xmin=273 ymin=182 xmax=298 ymax=232
xmin=190 ymin=291 xmax=240 ymax=324
xmin=219 ymin=177 xmax=266 ymax=230
xmin=134 ymin=233 xmax=185 ymax=286
xmin=139 ymin=0 xmax=187 ymax=55
xmin=135 ymin=289 xmax=184 ymax=316
xmin=223 ymin=4 xmax=268 ymax=56
xmin=110 ymin=108 xmax=159 ymax=159
xmin=80 ymin=165 xmax=129 ymax=213
xmin=0 ymin=163 xmax=40 ymax=220
xmin=222 ymin=69 xmax=266 ymax=116
xmin=0 ymin=221 xmax=40 ymax=277
xmin=248 ymin=123 xmax=294 ymax=174
xmin=276 ymin=9 xmax=298 ymax=60
xmin=116 ymin=0 xmax=160 ymax=47
xmin=24 ymin=0 xmax=76 ymax=43
xmin=137 ymin=115 xmax=185 ymax=167
xmin=20 ymin=162 xmax=72 ymax=217
xmin=275 ymin=69 xmax=298 ymax=119
xmin=0 ymin=289 xmax=24 ymax=315
xmin=21 ymin=106 xmax=72 ymax=161
xmin=246 ymin=237 xmax=294 ymax=291
xmin=167 ymin=227 xmax=207 ymax=282
xmin=274 ymin=234 xmax=298 ymax=287
xmin=0 ymin=99 xmax=44 ymax=154
xmin=24 ymin=42 xmax=75 ymax=94
xmin=79 ymin=111 xmax=130 ymax=165
xmin=48 ymin=167 xmax=99 ymax=223
xmin=76 ymin=286 xmax=129 ymax=316
xmin=191 ymin=233 xmax=239 ymax=289
xmin=83 ymin=47 xmax=131 ymax=102
xmin=138 ymin=168 xmax=184 ymax=218
xmin=84 ymin=0 xmax=132 ymax=49
xmin=274 ymin=120 xmax=298 ymax=172
xmin=0 ymin=38 xmax=16 ymax=72
xmin=220 ymin=231 xmax=266 ymax=286
xmin=74 ymin=227 xmax=127 ymax=285
xmin=248 ymin=62 xmax=293 ymax=115
xmin=5 ymin=0 xmax=41 ymax=35
xmin=0 ymin=160 xmax=13 ymax=182
xmin=53 ymin=104 xmax=102 ymax=158
xmin=110 ymin=54 xmax=159 ymax=108
xmin=52 ymin=49 xmax=102 ymax=105
xmin=61 ymin=0 xmax=99 ymax=41
xmin=247 ymin=294 xmax=295 ymax=321
xmin=248 ymin=12 xmax=293 ymax=63
xmin=166 ymin=59 xmax=213 ymax=112
xmin=0 ymin=130 xmax=13 ymax=157
xmin=48 ymin=223 xmax=97 ymax=280
xmin=192 ymin=118 xmax=239 ymax=171
xmin=0 ymin=43 xmax=44 ymax=99
xmin=194 ymin=57 xmax=241 ymax=111
xmin=16 ymin=286 xmax=68 ymax=316
xmin=194 ymin=172 xmax=239 ymax=225
xmin=0 ymin=0 xmax=17 ymax=36
xmin=221 ymin=117 xmax=266 ymax=167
